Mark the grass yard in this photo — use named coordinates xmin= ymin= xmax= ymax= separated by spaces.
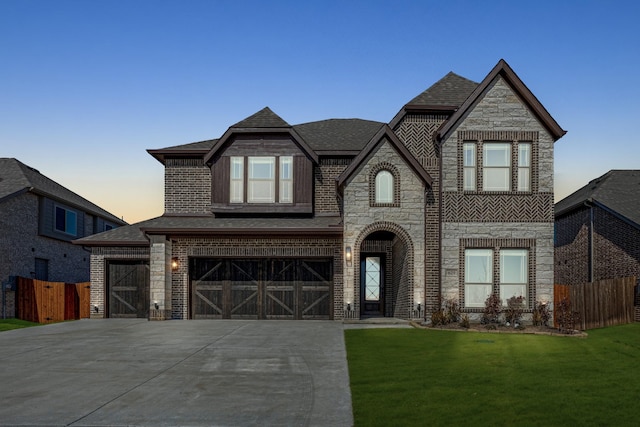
xmin=0 ymin=318 xmax=40 ymax=332
xmin=346 ymin=324 xmax=640 ymax=426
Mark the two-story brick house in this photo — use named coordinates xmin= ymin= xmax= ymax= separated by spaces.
xmin=76 ymin=59 xmax=565 ymax=321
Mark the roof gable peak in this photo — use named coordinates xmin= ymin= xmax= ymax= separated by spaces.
xmin=231 ymin=106 xmax=290 ymax=128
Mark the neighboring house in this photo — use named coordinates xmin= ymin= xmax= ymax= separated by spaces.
xmin=555 ymin=170 xmax=640 ymax=285
xmin=0 ymin=158 xmax=126 ymax=317
xmin=75 ymin=59 xmax=565 ymax=321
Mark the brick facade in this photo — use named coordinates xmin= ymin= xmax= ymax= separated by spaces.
xmin=165 ymin=158 xmax=211 ymax=214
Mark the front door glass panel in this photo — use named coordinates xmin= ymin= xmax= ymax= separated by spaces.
xmin=365 ymin=257 xmax=381 ymax=301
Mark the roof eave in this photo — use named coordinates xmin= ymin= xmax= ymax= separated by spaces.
xmin=147 ymin=148 xmax=209 ymax=164
xmin=140 ymin=226 xmax=343 ymax=237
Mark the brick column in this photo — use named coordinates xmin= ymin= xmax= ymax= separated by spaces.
xmin=149 ymin=235 xmax=172 ymax=320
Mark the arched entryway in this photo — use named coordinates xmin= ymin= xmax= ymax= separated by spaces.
xmin=353 ymin=222 xmax=414 ymax=319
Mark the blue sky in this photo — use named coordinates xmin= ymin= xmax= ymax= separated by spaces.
xmin=2 ymin=0 xmax=639 ymax=223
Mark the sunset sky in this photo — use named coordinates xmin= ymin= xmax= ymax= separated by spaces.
xmin=2 ymin=0 xmax=639 ymax=224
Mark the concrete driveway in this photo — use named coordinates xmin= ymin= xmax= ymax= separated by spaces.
xmin=0 ymin=320 xmax=353 ymax=426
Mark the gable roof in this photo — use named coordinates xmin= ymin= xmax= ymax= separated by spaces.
xmin=555 ymin=170 xmax=640 ymax=227
xmin=203 ymin=107 xmax=319 ymax=165
xmin=436 ymin=59 xmax=566 ymax=142
xmin=147 ymin=139 xmax=217 ymax=164
xmin=0 ymin=158 xmax=126 ymax=225
xmin=336 ymin=125 xmax=433 ymax=190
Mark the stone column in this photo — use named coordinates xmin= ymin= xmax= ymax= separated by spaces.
xmin=149 ymin=235 xmax=172 ymax=320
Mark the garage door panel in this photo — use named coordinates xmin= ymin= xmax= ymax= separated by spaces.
xmin=193 ymin=282 xmax=223 ymax=319
xmin=108 ymin=261 xmax=149 ymax=319
xmin=190 ymin=258 xmax=332 ymax=320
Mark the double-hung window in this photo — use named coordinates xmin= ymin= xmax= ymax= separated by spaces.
xmin=248 ymin=157 xmax=275 ymax=203
xmin=464 ymin=248 xmax=529 ymax=308
xmin=518 ymin=143 xmax=531 ymax=191
xmin=279 ymin=156 xmax=293 ymax=203
xmin=483 ymin=143 xmax=511 ymax=191
xmin=464 ymin=249 xmax=493 ymax=307
xmin=230 ymin=157 xmax=244 ymax=203
xmin=500 ymin=249 xmax=528 ymax=304
xmin=54 ymin=206 xmax=77 ymax=236
xmin=463 ymin=142 xmax=476 ymax=191
xmin=229 ymin=156 xmax=293 ymax=204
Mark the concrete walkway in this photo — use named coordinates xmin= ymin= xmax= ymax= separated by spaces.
xmin=0 ymin=320 xmax=353 ymax=427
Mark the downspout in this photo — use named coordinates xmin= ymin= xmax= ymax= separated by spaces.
xmin=585 ymin=199 xmax=594 ymax=282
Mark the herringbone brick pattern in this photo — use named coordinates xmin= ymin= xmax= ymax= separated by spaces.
xmin=443 ymin=192 xmax=554 ymax=222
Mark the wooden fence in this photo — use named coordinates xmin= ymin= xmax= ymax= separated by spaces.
xmin=554 ymin=277 xmax=637 ymax=330
xmin=17 ymin=277 xmax=91 ymax=323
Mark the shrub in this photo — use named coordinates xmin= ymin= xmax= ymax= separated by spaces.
xmin=481 ymin=293 xmax=502 ymax=326
xmin=556 ymin=298 xmax=581 ymax=334
xmin=459 ymin=314 xmax=470 ymax=329
xmin=430 ymin=298 xmax=461 ymax=326
xmin=430 ymin=310 xmax=446 ymax=326
xmin=532 ymin=301 xmax=551 ymax=327
xmin=504 ymin=296 xmax=526 ymax=327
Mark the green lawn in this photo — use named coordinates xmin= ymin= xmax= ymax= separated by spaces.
xmin=0 ymin=318 xmax=40 ymax=332
xmin=346 ymin=324 xmax=640 ymax=426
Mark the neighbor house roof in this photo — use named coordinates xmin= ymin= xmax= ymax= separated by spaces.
xmin=0 ymin=158 xmax=126 ymax=225
xmin=555 ymin=170 xmax=640 ymax=228
xmin=436 ymin=59 xmax=566 ymax=142
xmin=74 ymin=215 xmax=343 ymax=246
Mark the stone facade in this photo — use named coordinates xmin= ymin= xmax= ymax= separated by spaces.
xmin=342 ymin=139 xmax=426 ymax=319
xmin=439 ymin=76 xmax=555 ymax=318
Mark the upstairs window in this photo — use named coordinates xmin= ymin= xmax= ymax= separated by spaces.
xmin=230 ymin=157 xmax=244 ymax=203
xmin=279 ymin=156 xmax=293 ymax=204
xmin=248 ymin=157 xmax=275 ymax=203
xmin=375 ymin=170 xmax=393 ymax=203
xmin=463 ymin=142 xmax=476 ymax=191
xmin=483 ymin=143 xmax=511 ymax=191
xmin=518 ymin=143 xmax=531 ymax=192
xmin=228 ymin=156 xmax=294 ymax=205
xmin=55 ymin=206 xmax=77 ymax=236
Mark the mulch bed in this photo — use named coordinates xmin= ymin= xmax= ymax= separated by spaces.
xmin=411 ymin=321 xmax=588 ymax=337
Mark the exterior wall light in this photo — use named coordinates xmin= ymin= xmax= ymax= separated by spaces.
xmin=345 ymin=246 xmax=352 ymax=267
xmin=154 ymin=301 xmax=159 ymax=310
xmin=171 ymin=257 xmax=179 ymax=271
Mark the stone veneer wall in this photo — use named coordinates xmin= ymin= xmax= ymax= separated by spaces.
xmin=165 ymin=158 xmax=211 ymax=214
xmin=170 ymin=237 xmax=343 ymax=320
xmin=441 ymin=222 xmax=554 ymax=320
xmin=89 ymin=247 xmax=150 ymax=318
xmin=342 ymin=139 xmax=425 ymax=318
xmin=438 ymin=76 xmax=555 ymax=321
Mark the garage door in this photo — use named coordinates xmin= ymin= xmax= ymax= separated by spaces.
xmin=107 ymin=261 xmax=149 ymax=318
xmin=190 ymin=258 xmax=332 ymax=320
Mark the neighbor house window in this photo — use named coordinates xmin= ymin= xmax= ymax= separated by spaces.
xmin=375 ymin=170 xmax=393 ymax=203
xmin=279 ymin=156 xmax=293 ymax=203
xmin=463 ymin=142 xmax=476 ymax=191
xmin=248 ymin=157 xmax=275 ymax=203
xmin=230 ymin=156 xmax=244 ymax=203
xmin=464 ymin=249 xmax=493 ymax=308
xmin=483 ymin=143 xmax=511 ymax=191
xmin=500 ymin=249 xmax=528 ymax=304
xmin=54 ymin=206 xmax=77 ymax=236
xmin=518 ymin=143 xmax=531 ymax=192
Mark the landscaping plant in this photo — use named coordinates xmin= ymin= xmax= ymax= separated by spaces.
xmin=503 ymin=295 xmax=525 ymax=327
xmin=481 ymin=293 xmax=501 ymax=326
xmin=532 ymin=300 xmax=551 ymax=326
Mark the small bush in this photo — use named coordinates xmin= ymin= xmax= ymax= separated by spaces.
xmin=481 ymin=293 xmax=502 ymax=326
xmin=504 ymin=296 xmax=526 ymax=327
xmin=532 ymin=301 xmax=551 ymax=326
xmin=430 ymin=298 xmax=461 ymax=326
xmin=556 ymin=298 xmax=581 ymax=333
xmin=430 ymin=310 xmax=446 ymax=326
xmin=459 ymin=314 xmax=470 ymax=329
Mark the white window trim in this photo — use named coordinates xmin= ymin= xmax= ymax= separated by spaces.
xmin=279 ymin=156 xmax=293 ymax=204
xmin=463 ymin=142 xmax=476 ymax=191
xmin=517 ymin=143 xmax=531 ymax=192
xmin=230 ymin=156 xmax=244 ymax=203
xmin=482 ymin=142 xmax=511 ymax=192
xmin=375 ymin=170 xmax=393 ymax=203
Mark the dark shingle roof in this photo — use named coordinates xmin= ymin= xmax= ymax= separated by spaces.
xmin=407 ymin=72 xmax=478 ymax=107
xmin=158 ymin=139 xmax=217 ymax=151
xmin=0 ymin=158 xmax=126 ymax=225
xmin=292 ymin=119 xmax=384 ymax=152
xmin=555 ymin=170 xmax=640 ymax=226
xmin=74 ymin=215 xmax=343 ymax=245
xmin=231 ymin=107 xmax=290 ymax=128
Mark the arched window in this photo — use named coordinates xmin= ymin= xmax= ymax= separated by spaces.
xmin=375 ymin=170 xmax=394 ymax=204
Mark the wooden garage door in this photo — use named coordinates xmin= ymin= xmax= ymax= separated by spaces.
xmin=107 ymin=261 xmax=150 ymax=318
xmin=190 ymin=258 xmax=332 ymax=320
